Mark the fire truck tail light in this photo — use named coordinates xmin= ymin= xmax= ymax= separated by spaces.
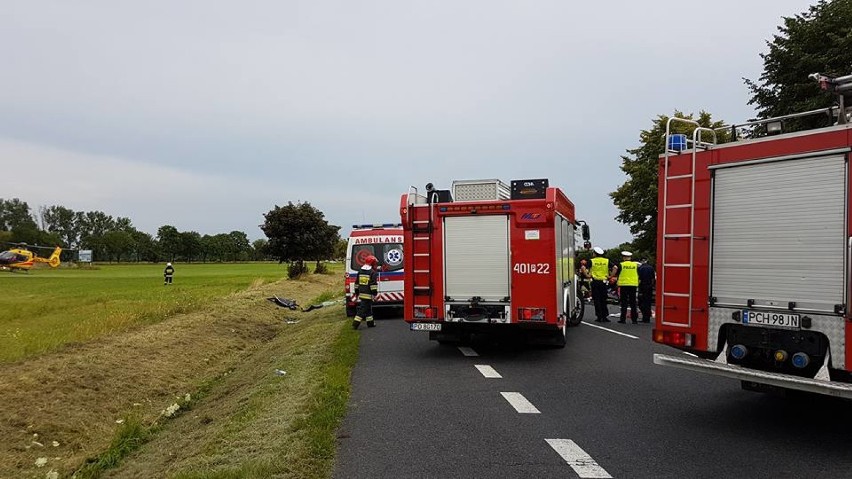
xmin=414 ymin=306 xmax=437 ymax=319
xmin=518 ymin=308 xmax=545 ymax=321
xmin=653 ymin=330 xmax=694 ymax=348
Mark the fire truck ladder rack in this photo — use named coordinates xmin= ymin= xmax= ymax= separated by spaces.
xmin=406 ymin=187 xmax=435 ymax=307
xmin=661 ymin=118 xmax=717 ymax=328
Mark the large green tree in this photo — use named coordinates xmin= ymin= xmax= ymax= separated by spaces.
xmin=610 ymin=112 xmax=726 ymax=263
xmin=745 ymin=0 xmax=852 ymax=130
xmin=261 ymin=201 xmax=340 ymax=277
xmin=41 ymin=205 xmax=79 ymax=249
xmin=157 ymin=225 xmax=181 ymax=262
xmin=0 ymin=198 xmax=38 ymax=232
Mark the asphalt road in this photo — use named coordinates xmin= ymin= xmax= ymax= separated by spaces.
xmin=333 ymin=306 xmax=852 ymax=478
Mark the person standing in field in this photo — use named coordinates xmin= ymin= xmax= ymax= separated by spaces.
xmin=164 ymin=262 xmax=174 ymax=285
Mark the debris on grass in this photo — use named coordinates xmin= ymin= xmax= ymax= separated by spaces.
xmin=162 ymin=403 xmax=180 ymax=418
xmin=51 ymin=441 xmax=59 ymax=448
xmin=274 ymin=369 xmax=287 ymax=376
xmin=35 ymin=457 xmax=48 ymax=467
xmin=267 ymin=296 xmax=343 ymax=313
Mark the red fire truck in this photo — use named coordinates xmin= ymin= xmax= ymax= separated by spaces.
xmin=399 ymin=179 xmax=590 ymax=347
xmin=344 ymin=224 xmax=404 ymax=317
xmin=653 ymin=73 xmax=852 ymax=398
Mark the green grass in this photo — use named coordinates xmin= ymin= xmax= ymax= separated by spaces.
xmin=74 ymin=415 xmax=152 ymax=479
xmin=167 ymin=315 xmax=360 ymax=479
xmin=0 ymin=263 xmax=290 ymax=363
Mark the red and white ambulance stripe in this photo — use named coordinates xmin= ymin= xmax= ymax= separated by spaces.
xmin=375 ymin=292 xmax=404 ymax=303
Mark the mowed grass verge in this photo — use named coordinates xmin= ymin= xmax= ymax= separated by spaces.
xmin=0 ymin=263 xmax=360 ymax=479
xmin=0 ymin=263 xmax=288 ymax=363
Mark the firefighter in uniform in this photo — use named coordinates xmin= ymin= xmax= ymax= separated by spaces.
xmin=615 ymin=251 xmax=639 ymax=323
xmin=590 ymin=247 xmax=610 ymax=322
xmin=164 ymin=262 xmax=174 ymax=285
xmin=352 ymin=255 xmax=379 ymax=329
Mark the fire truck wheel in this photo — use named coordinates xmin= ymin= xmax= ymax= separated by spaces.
xmin=567 ymin=297 xmax=584 ymax=327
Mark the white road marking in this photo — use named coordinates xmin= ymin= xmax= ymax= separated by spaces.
xmin=500 ymin=392 xmax=540 ymax=414
xmin=546 ymin=439 xmax=612 ymax=478
xmin=683 ymin=351 xmax=698 ymax=357
xmin=458 ymin=346 xmax=479 ymax=357
xmin=581 ymin=321 xmax=639 ymax=339
xmin=475 ymin=365 xmax=502 ymax=378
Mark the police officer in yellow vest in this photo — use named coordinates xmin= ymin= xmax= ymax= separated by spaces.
xmin=590 ymin=246 xmax=611 ymax=322
xmin=615 ymin=251 xmax=639 ymax=324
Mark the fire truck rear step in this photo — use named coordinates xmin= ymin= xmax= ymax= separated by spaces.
xmin=653 ymin=353 xmax=852 ymax=399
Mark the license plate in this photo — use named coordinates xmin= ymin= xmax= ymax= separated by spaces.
xmin=410 ymin=323 xmax=441 ymax=332
xmin=742 ymin=310 xmax=800 ymax=329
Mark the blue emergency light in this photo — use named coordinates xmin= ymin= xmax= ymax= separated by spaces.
xmin=668 ymin=134 xmax=688 ymax=152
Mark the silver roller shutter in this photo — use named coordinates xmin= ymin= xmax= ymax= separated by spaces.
xmin=711 ymin=154 xmax=847 ymax=312
xmin=444 ymin=215 xmax=510 ymax=301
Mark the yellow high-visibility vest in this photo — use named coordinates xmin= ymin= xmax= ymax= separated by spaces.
xmin=617 ymin=261 xmax=639 ymax=286
xmin=590 ymin=257 xmax=609 ymax=280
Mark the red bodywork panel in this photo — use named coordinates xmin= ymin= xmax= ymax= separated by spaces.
xmin=399 ymin=187 xmax=576 ymax=328
xmin=655 ymin=126 xmax=852 ymax=371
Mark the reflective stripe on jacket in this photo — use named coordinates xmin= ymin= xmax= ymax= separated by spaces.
xmin=357 ymin=265 xmax=379 ymax=300
xmin=617 ymin=261 xmax=639 ymax=287
xmin=590 ymin=257 xmax=609 ymax=281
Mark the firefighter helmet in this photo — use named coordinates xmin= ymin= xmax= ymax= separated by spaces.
xmin=365 ymin=255 xmax=378 ymax=267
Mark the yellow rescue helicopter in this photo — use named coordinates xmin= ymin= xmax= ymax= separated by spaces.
xmin=0 ymin=243 xmax=62 ymax=272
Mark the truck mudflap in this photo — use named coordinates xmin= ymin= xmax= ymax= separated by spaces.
xmin=653 ymin=353 xmax=852 ymax=399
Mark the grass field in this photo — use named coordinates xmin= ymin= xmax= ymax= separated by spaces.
xmin=0 ymin=263 xmax=295 ymax=363
xmin=0 ymin=262 xmax=358 ymax=478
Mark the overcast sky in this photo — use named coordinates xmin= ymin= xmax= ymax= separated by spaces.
xmin=2 ymin=0 xmax=814 ymax=247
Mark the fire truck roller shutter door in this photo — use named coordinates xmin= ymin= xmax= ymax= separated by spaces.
xmin=710 ymin=154 xmax=846 ymax=312
xmin=443 ymin=215 xmax=510 ymax=302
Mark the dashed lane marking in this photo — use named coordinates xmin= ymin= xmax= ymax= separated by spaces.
xmin=458 ymin=346 xmax=479 ymax=357
xmin=581 ymin=321 xmax=639 ymax=339
xmin=683 ymin=351 xmax=698 ymax=357
xmin=500 ymin=392 xmax=540 ymax=414
xmin=546 ymin=439 xmax=612 ymax=478
xmin=475 ymin=365 xmax=502 ymax=378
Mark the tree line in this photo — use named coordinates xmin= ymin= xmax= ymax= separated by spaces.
xmin=0 ymin=198 xmax=269 ymax=263
xmin=0 ymin=198 xmax=348 ymax=270
xmin=611 ymin=0 xmax=852 ymax=264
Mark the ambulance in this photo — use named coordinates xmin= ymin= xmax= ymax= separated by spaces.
xmin=344 ymin=224 xmax=405 ymax=317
